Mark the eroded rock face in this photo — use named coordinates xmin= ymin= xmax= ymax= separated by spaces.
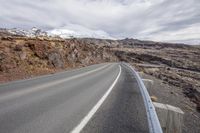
xmin=48 ymin=51 xmax=64 ymax=68
xmin=67 ymin=52 xmax=77 ymax=63
xmin=27 ymin=41 xmax=49 ymax=59
xmin=183 ymin=85 xmax=200 ymax=112
xmin=0 ymin=58 xmax=17 ymax=72
xmin=14 ymin=45 xmax=23 ymax=51
xmin=0 ymin=51 xmax=5 ymax=61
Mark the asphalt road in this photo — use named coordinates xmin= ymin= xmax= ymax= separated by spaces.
xmin=0 ymin=63 xmax=149 ymax=133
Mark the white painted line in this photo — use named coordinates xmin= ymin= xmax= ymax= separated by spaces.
xmin=70 ymin=65 xmax=122 ymax=133
xmin=0 ymin=64 xmax=110 ymax=101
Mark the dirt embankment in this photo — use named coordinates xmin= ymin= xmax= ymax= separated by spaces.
xmin=0 ymin=36 xmax=117 ymax=83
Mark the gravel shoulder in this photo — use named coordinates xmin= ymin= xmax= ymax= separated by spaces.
xmin=139 ymin=72 xmax=200 ymax=133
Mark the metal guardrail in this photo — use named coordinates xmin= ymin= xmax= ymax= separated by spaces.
xmin=124 ymin=63 xmax=163 ymax=133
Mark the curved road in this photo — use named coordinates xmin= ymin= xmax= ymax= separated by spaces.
xmin=0 ymin=63 xmax=150 ymax=133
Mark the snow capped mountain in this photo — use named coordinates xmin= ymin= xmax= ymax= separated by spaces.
xmin=4 ymin=27 xmax=115 ymax=39
xmin=7 ymin=27 xmax=47 ymax=37
xmin=47 ymin=28 xmax=115 ymax=39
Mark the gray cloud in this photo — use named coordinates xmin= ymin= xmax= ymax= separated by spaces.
xmin=0 ymin=0 xmax=200 ymax=44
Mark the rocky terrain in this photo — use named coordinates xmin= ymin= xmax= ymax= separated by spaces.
xmin=111 ymin=42 xmax=200 ymax=111
xmin=110 ymin=39 xmax=200 ymax=133
xmin=0 ymin=31 xmax=117 ymax=82
xmin=0 ymin=30 xmax=200 ymax=132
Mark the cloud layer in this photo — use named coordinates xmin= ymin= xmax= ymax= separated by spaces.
xmin=0 ymin=0 xmax=200 ymax=44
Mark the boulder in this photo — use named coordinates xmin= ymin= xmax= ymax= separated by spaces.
xmin=19 ymin=52 xmax=27 ymax=60
xmin=48 ymin=51 xmax=64 ymax=68
xmin=28 ymin=42 xmax=48 ymax=59
xmin=14 ymin=45 xmax=23 ymax=51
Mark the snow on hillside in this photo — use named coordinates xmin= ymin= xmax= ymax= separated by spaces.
xmin=7 ymin=27 xmax=47 ymax=37
xmin=5 ymin=27 xmax=115 ymax=39
xmin=47 ymin=28 xmax=115 ymax=39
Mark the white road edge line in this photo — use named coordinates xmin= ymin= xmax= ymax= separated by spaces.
xmin=70 ymin=65 xmax=122 ymax=133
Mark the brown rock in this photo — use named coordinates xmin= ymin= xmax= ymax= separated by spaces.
xmin=151 ymin=96 xmax=158 ymax=102
xmin=0 ymin=59 xmax=17 ymax=72
xmin=196 ymin=103 xmax=200 ymax=112
xmin=28 ymin=42 xmax=48 ymax=59
xmin=19 ymin=52 xmax=27 ymax=60
xmin=48 ymin=51 xmax=64 ymax=68
xmin=0 ymin=51 xmax=5 ymax=61
xmin=14 ymin=45 xmax=23 ymax=51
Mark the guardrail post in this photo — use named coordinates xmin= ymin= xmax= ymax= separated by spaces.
xmin=142 ymin=79 xmax=154 ymax=90
xmin=153 ymin=102 xmax=184 ymax=133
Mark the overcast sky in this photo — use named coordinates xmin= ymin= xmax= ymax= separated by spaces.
xmin=0 ymin=0 xmax=200 ymax=44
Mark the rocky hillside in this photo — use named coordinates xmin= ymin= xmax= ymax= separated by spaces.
xmin=0 ymin=34 xmax=117 ymax=82
xmin=0 ymin=31 xmax=200 ymax=132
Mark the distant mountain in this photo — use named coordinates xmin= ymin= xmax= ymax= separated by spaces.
xmin=47 ymin=28 xmax=115 ymax=39
xmin=1 ymin=27 xmax=199 ymax=45
xmin=6 ymin=27 xmax=47 ymax=37
xmin=2 ymin=27 xmax=114 ymax=39
xmin=169 ymin=39 xmax=200 ymax=45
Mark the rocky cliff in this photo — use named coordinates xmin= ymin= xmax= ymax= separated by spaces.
xmin=0 ymin=35 xmax=118 ymax=82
